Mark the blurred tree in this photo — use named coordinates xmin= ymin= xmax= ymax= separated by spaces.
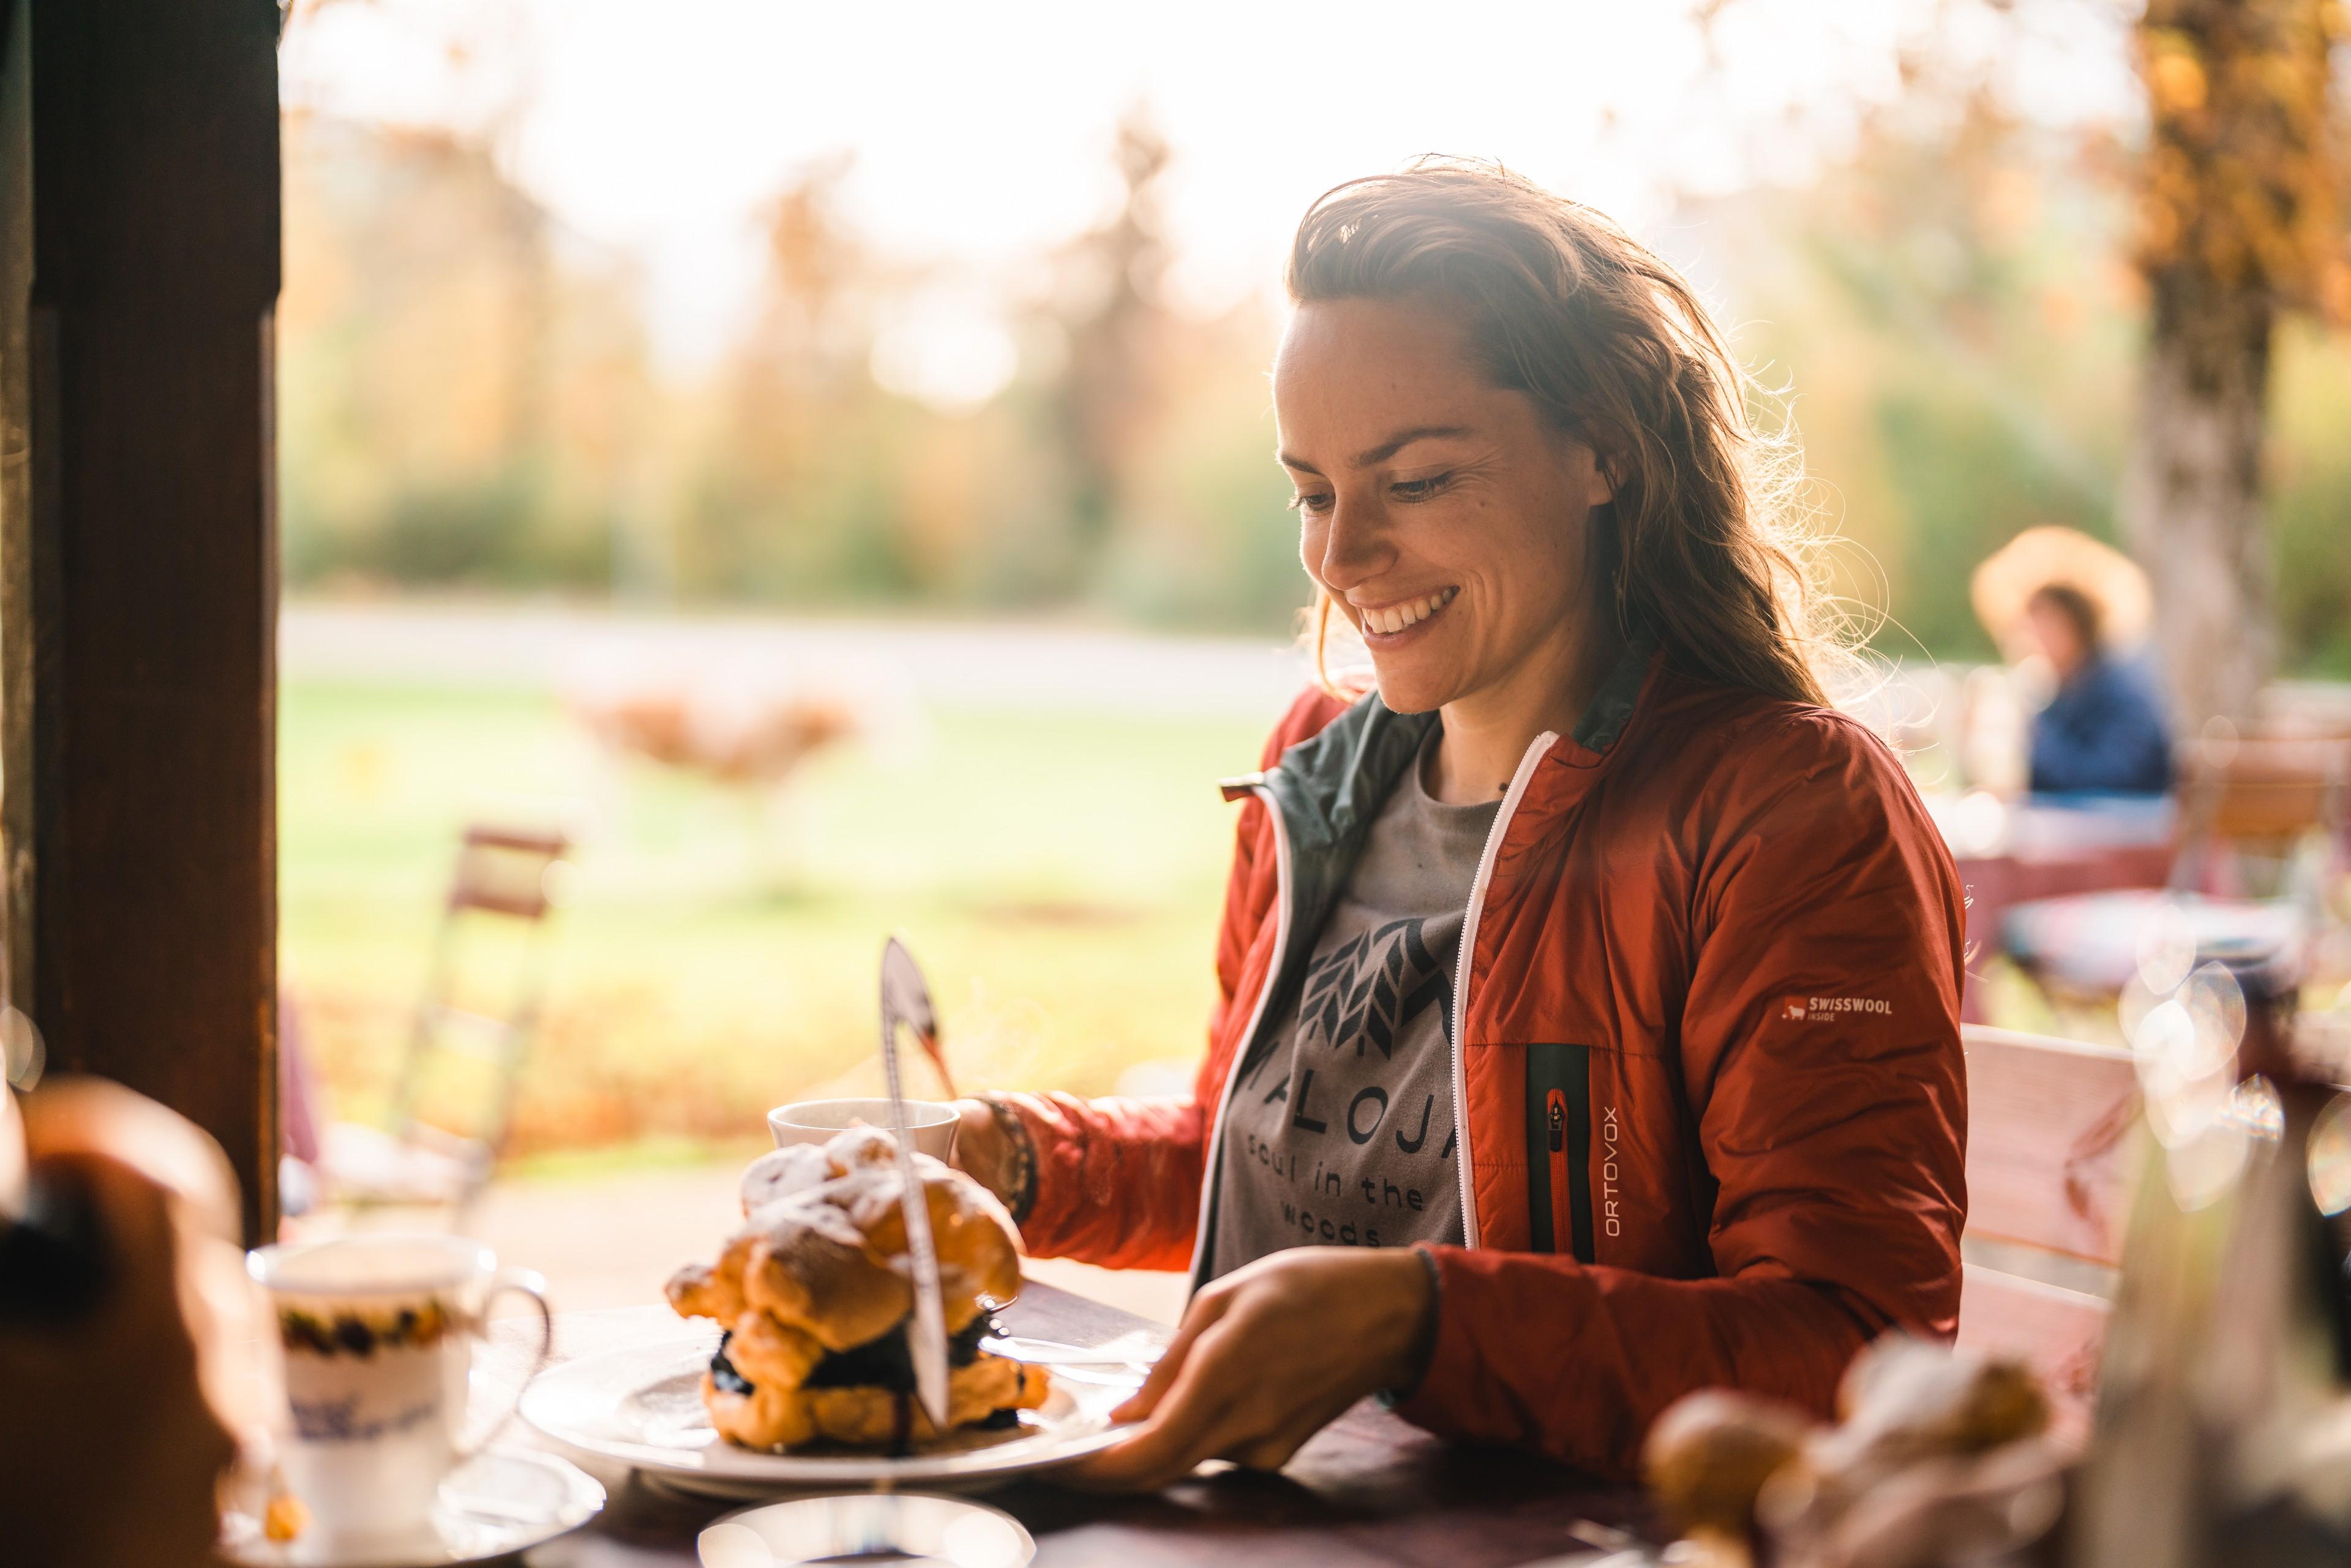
xmin=681 ymin=156 xmax=929 ymax=602
xmin=1098 ymin=299 xmax=1312 ymax=633
xmin=2122 ymin=0 xmax=2347 ymax=730
xmin=278 ymin=113 xmax=648 ymax=590
xmin=1790 ymin=93 xmax=2131 ymax=658
xmin=1039 ymin=108 xmax=1176 ymax=591
xmin=269 ymin=0 xmax=2351 ymax=669
xmin=1691 ymin=0 xmax=2351 ymax=696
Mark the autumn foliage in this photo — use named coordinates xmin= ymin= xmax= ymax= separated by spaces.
xmin=2135 ymin=0 xmax=2348 ymax=322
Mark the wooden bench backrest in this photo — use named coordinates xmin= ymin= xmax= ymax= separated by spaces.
xmin=1962 ymin=1025 xmax=2139 ymax=1267
xmin=1957 ymin=1263 xmax=2108 ymax=1439
xmin=1955 ymin=1024 xmax=2140 ymax=1439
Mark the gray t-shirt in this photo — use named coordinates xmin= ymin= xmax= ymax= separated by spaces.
xmin=1207 ymin=732 xmax=1498 ymax=1279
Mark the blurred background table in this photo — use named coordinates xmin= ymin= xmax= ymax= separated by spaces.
xmin=1937 ymin=793 xmax=2178 ymax=1022
xmin=1952 ymin=842 xmax=2175 ymax=1021
xmin=506 ymin=1283 xmax=1648 ymax=1568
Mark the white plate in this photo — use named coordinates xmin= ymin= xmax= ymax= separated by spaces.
xmin=220 ymin=1447 xmax=606 ymax=1567
xmin=519 ymin=1327 xmax=1137 ymax=1495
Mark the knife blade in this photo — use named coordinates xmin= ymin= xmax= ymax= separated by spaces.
xmin=879 ymin=935 xmax=951 ymax=1435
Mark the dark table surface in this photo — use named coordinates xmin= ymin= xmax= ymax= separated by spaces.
xmin=506 ymin=1283 xmax=1648 ymax=1567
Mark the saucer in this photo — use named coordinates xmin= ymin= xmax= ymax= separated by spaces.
xmin=220 ymin=1446 xmax=606 ymax=1567
xmin=701 ymin=1493 xmax=1035 ymax=1568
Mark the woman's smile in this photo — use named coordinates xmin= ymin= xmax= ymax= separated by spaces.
xmin=1351 ymin=585 xmax=1460 ymax=642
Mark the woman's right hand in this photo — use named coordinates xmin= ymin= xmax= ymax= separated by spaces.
xmin=950 ymin=1097 xmax=1013 ymax=1205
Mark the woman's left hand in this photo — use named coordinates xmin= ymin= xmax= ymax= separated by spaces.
xmin=1063 ymin=1246 xmax=1436 ymax=1492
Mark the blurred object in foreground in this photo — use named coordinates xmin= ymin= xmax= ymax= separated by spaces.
xmin=2070 ymin=957 xmax=2351 ymax=1567
xmin=299 ymin=821 xmax=574 ymax=1225
xmin=1641 ymin=1338 xmax=2060 ymax=1568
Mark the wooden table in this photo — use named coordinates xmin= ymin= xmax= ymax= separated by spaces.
xmin=504 ymin=1284 xmax=1647 ymax=1567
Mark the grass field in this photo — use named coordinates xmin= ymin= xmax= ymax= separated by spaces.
xmin=282 ymin=677 xmax=1269 ymax=1166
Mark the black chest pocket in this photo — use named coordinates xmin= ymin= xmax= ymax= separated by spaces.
xmin=1524 ymin=1042 xmax=1594 ymax=1261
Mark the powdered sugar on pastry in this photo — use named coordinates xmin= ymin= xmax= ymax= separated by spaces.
xmin=664 ymin=1123 xmax=1043 ymax=1452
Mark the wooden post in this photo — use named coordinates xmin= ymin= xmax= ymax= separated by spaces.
xmin=0 ymin=0 xmax=281 ymax=1243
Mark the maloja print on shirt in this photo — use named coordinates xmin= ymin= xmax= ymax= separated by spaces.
xmin=1206 ymin=732 xmax=1495 ymax=1278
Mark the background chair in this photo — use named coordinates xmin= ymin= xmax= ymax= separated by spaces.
xmin=313 ymin=822 xmax=572 ymax=1225
xmin=2172 ymin=734 xmax=2350 ymax=902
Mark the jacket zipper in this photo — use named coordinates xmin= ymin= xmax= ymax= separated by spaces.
xmin=1449 ymin=730 xmax=1559 ymax=1250
xmin=1187 ymin=782 xmax=1294 ymax=1286
xmin=1524 ymin=1046 xmax=1594 ymax=1260
xmin=1546 ymin=1092 xmax=1572 ymax=1252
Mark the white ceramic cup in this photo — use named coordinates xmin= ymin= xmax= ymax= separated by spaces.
xmin=248 ymin=1233 xmax=553 ymax=1546
xmin=768 ymin=1097 xmax=959 ymax=1160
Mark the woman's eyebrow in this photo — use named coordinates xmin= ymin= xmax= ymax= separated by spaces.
xmin=1277 ymin=424 xmax=1474 ymax=476
xmin=1351 ymin=425 xmax=1474 ymax=468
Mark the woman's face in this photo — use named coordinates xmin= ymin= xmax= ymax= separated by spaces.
xmin=2023 ymin=594 xmax=2089 ymax=679
xmin=1272 ymin=295 xmax=1614 ymax=718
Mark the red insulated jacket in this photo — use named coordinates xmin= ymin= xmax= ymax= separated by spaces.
xmin=998 ymin=648 xmax=1969 ymax=1479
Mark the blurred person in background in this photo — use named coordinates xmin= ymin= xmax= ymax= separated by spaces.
xmin=1 ymin=1078 xmax=244 ymax=1568
xmin=953 ymin=161 xmax=1967 ymax=1490
xmin=1971 ymin=526 xmax=2175 ymax=799
xmin=2020 ymin=583 xmax=2174 ymax=796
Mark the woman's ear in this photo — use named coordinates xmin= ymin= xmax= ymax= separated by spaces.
xmin=1583 ymin=443 xmax=1619 ymax=511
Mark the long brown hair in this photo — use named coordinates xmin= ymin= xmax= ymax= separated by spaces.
xmin=1286 ymin=159 xmax=1839 ymax=708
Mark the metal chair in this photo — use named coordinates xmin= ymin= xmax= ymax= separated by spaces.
xmin=317 ymin=823 xmax=571 ymax=1223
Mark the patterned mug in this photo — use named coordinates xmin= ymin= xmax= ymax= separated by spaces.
xmin=248 ymin=1234 xmax=552 ymax=1545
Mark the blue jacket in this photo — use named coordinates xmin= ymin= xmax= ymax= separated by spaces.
xmin=2029 ymin=655 xmax=2175 ymax=796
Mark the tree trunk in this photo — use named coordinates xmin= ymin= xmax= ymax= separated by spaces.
xmin=2122 ymin=0 xmax=2338 ymax=736
xmin=2120 ymin=261 xmax=2277 ymax=737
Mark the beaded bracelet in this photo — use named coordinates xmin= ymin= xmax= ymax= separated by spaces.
xmin=973 ymin=1092 xmax=1038 ymax=1228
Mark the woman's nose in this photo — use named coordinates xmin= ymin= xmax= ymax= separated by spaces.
xmin=1313 ymin=497 xmax=1393 ymax=593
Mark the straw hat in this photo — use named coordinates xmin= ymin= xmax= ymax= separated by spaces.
xmin=1970 ymin=525 xmax=2152 ymax=653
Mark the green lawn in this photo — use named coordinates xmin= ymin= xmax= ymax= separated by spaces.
xmin=281 ymin=678 xmax=1268 ymax=1166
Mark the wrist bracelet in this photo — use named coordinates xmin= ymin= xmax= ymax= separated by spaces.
xmin=1378 ymin=1245 xmax=1445 ymax=1408
xmin=973 ymin=1093 xmax=1038 ymax=1228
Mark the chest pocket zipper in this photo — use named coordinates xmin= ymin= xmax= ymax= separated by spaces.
xmin=1546 ymin=1092 xmax=1574 ymax=1258
xmin=1525 ymin=1043 xmax=1594 ymax=1262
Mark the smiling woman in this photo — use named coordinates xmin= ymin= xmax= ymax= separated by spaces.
xmin=1282 ymin=162 xmax=1837 ymax=742
xmin=949 ymin=160 xmax=1968 ymax=1491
